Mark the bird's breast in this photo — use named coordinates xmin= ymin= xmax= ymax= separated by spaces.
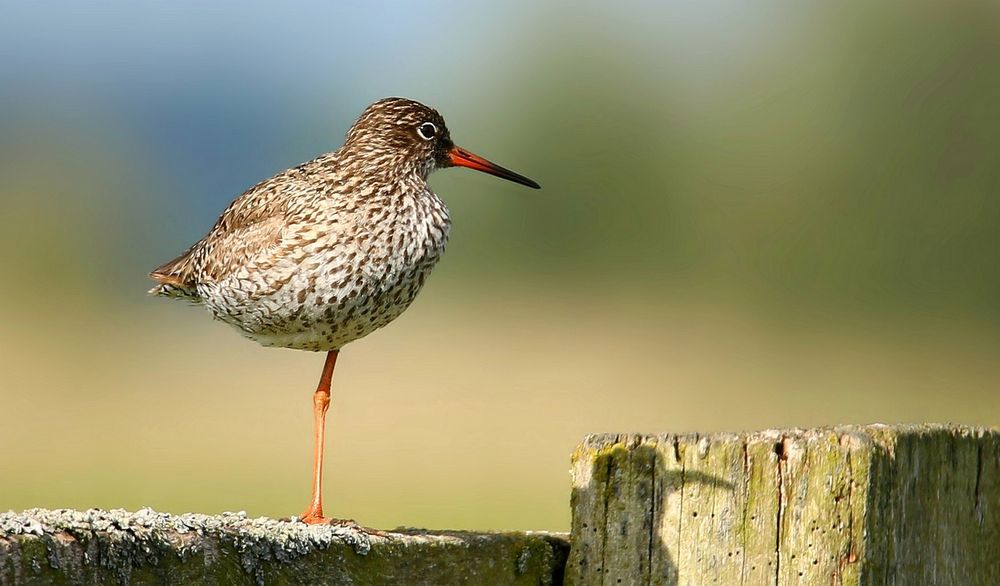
xmin=204 ymin=188 xmax=451 ymax=351
xmin=360 ymin=191 xmax=450 ymax=277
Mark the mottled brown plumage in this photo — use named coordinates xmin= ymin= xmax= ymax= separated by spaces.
xmin=148 ymin=97 xmax=539 ymax=525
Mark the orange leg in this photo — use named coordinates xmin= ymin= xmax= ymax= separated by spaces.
xmin=299 ymin=350 xmax=338 ymax=524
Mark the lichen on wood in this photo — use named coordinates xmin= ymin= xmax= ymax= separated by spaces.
xmin=567 ymin=424 xmax=1000 ymax=586
xmin=0 ymin=508 xmax=569 ymax=585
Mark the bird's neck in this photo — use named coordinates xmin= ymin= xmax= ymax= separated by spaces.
xmin=331 ymin=147 xmax=432 ymax=195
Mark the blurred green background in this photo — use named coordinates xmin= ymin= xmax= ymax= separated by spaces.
xmin=2 ymin=1 xmax=998 ymax=532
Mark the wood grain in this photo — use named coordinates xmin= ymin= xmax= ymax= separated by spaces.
xmin=567 ymin=425 xmax=999 ymax=586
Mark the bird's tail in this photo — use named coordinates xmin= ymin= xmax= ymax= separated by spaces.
xmin=149 ymin=249 xmax=201 ymax=302
xmin=148 ymin=281 xmax=201 ymax=301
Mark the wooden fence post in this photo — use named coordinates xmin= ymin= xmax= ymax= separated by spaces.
xmin=567 ymin=425 xmax=999 ymax=585
xmin=0 ymin=509 xmax=568 ymax=585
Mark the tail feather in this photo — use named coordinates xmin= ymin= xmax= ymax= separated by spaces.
xmin=148 ymin=281 xmax=202 ymax=302
xmin=149 ymin=249 xmax=200 ymax=301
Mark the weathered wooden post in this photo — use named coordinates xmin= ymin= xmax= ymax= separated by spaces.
xmin=567 ymin=424 xmax=999 ymax=585
xmin=0 ymin=509 xmax=568 ymax=585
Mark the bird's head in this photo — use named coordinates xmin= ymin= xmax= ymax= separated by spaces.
xmin=342 ymin=97 xmax=540 ymax=189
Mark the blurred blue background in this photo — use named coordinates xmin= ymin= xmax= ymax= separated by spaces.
xmin=2 ymin=1 xmax=998 ymax=531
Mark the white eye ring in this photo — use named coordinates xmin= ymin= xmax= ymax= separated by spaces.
xmin=417 ymin=122 xmax=437 ymax=140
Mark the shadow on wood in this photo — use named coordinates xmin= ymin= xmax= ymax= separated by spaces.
xmin=568 ymin=438 xmax=733 ymax=585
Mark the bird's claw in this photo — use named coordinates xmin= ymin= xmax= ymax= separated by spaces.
xmin=296 ymin=514 xmax=387 ymax=536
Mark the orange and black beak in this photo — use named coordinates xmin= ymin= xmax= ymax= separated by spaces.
xmin=448 ymin=146 xmax=540 ymax=189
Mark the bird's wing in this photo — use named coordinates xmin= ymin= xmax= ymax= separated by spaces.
xmin=149 ymin=170 xmax=308 ymax=290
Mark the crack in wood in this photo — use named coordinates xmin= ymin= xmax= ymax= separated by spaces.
xmin=646 ymin=441 xmax=656 ymax=585
xmin=677 ymin=438 xmax=686 ymax=581
xmin=740 ymin=438 xmax=750 ymax=584
xmin=973 ymin=441 xmax=984 ymax=526
xmin=845 ymin=441 xmax=857 ymax=570
xmin=773 ymin=437 xmax=786 ymax=585
xmin=599 ymin=439 xmax=616 ymax=582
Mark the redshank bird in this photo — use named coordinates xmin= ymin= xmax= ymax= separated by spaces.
xmin=149 ymin=97 xmax=539 ymax=524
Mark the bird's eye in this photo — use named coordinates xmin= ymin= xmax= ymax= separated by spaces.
xmin=417 ymin=122 xmax=437 ymax=140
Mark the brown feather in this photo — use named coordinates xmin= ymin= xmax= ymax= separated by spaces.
xmin=149 ymin=250 xmax=195 ymax=287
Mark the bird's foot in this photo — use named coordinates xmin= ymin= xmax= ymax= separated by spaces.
xmin=297 ymin=512 xmax=387 ymax=536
